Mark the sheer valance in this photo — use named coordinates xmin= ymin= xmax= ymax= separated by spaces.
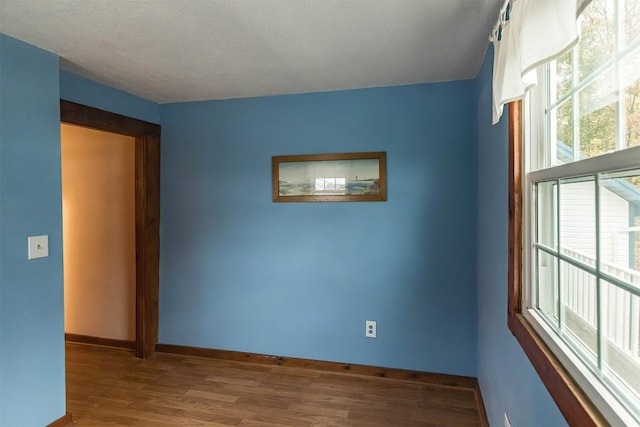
xmin=491 ymin=0 xmax=592 ymax=124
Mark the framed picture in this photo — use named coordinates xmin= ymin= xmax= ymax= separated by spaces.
xmin=272 ymin=152 xmax=387 ymax=202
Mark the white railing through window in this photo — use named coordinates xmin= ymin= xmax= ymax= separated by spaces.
xmin=561 ymin=247 xmax=640 ymax=361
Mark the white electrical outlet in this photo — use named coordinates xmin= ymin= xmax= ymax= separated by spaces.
xmin=504 ymin=413 xmax=512 ymax=427
xmin=28 ymin=235 xmax=49 ymax=259
xmin=365 ymin=320 xmax=377 ymax=338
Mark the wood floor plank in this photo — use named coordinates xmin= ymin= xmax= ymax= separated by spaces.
xmin=65 ymin=342 xmax=484 ymax=426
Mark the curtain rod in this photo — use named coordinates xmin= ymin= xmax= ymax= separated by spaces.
xmin=489 ymin=0 xmax=593 ymax=41
xmin=489 ymin=0 xmax=511 ymax=42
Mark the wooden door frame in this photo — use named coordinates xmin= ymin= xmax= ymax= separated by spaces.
xmin=60 ymin=100 xmax=160 ymax=358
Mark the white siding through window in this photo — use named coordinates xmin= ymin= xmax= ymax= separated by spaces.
xmin=560 ymin=182 xmax=630 ymax=266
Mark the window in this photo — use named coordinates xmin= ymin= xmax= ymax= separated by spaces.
xmin=512 ymin=0 xmax=640 ymax=424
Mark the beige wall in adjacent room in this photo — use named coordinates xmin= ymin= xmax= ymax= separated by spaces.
xmin=61 ymin=124 xmax=136 ymax=341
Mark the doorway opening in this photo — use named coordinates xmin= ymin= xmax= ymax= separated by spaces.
xmin=62 ymin=124 xmax=136 ymax=348
xmin=60 ymin=100 xmax=160 ymax=358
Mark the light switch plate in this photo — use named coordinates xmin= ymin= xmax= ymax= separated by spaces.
xmin=28 ymin=235 xmax=49 ymax=259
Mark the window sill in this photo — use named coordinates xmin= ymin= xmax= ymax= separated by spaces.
xmin=508 ymin=312 xmax=608 ymax=426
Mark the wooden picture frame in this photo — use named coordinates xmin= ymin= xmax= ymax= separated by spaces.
xmin=272 ymin=152 xmax=387 ymax=202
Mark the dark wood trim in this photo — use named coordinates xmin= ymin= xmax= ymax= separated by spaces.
xmin=60 ymin=100 xmax=160 ymax=359
xmin=47 ymin=412 xmax=73 ymax=427
xmin=506 ymin=101 xmax=607 ymax=426
xmin=510 ymin=315 xmax=606 ymax=426
xmin=65 ymin=333 xmax=135 ymax=350
xmin=156 ymin=343 xmax=478 ymax=389
xmin=508 ymin=101 xmax=523 ymax=319
xmin=135 ymin=134 xmax=161 ymax=358
xmin=474 ymin=381 xmax=490 ymax=427
xmin=60 ymin=100 xmax=159 ymax=137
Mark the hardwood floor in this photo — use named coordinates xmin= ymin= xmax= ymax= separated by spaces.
xmin=65 ymin=343 xmax=485 ymax=426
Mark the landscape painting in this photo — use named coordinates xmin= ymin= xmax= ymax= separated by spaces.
xmin=272 ymin=152 xmax=387 ymax=202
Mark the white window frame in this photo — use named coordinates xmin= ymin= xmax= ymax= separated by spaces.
xmin=520 ymin=62 xmax=640 ymax=426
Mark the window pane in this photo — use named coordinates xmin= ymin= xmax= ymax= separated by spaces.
xmin=552 ymin=52 xmax=574 ymax=101
xmin=622 ymin=47 xmax=640 ymax=148
xmin=623 ymin=0 xmax=640 ymax=48
xmin=600 ymin=169 xmax=640 ymax=276
xmin=549 ymin=100 xmax=575 ymax=165
xmin=537 ymin=250 xmax=558 ymax=322
xmin=560 ymin=261 xmax=598 ymax=360
xmin=579 ymin=69 xmax=618 ymax=159
xmin=560 ymin=178 xmax=597 ymax=261
xmin=636 ymin=213 xmax=640 ymax=271
xmin=601 ymin=280 xmax=640 ymax=409
xmin=537 ymin=181 xmax=558 ymax=249
xmin=579 ymin=0 xmax=616 ymax=82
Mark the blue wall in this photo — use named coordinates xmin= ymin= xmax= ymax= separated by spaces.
xmin=159 ymin=83 xmax=479 ymax=376
xmin=475 ymin=45 xmax=567 ymax=426
xmin=60 ymin=69 xmax=160 ymax=124
xmin=0 ymin=35 xmax=66 ymax=426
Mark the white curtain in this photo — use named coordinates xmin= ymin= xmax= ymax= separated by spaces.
xmin=491 ymin=0 xmax=591 ymax=124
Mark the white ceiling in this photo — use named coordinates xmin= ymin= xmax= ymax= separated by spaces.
xmin=0 ymin=0 xmax=502 ymax=104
